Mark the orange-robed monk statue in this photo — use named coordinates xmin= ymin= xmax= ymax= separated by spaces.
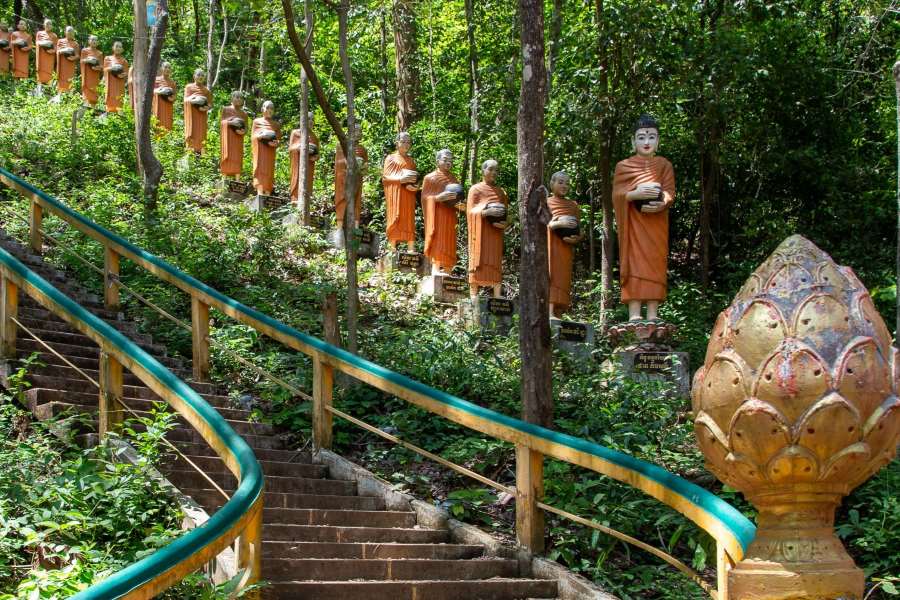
xmin=184 ymin=69 xmax=212 ymax=153
xmin=334 ymin=123 xmax=368 ymax=227
xmin=613 ymin=114 xmax=676 ymax=321
xmin=251 ymin=100 xmax=281 ymax=196
xmin=10 ymin=20 xmax=32 ymax=80
xmin=55 ymin=26 xmax=80 ymax=92
xmin=467 ymin=159 xmax=509 ymax=299
xmin=382 ymin=131 xmax=419 ymax=252
xmin=152 ymin=62 xmax=177 ymax=131
xmin=103 ymin=41 xmax=128 ymax=113
xmin=421 ymin=149 xmax=464 ymax=276
xmin=0 ymin=22 xmax=11 ymax=76
xmin=34 ymin=19 xmax=57 ymax=88
xmin=80 ymin=35 xmax=103 ymax=105
xmin=220 ymin=91 xmax=248 ymax=179
xmin=289 ymin=114 xmax=319 ymax=204
xmin=547 ymin=171 xmax=583 ymax=317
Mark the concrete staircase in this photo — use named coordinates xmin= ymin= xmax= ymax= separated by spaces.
xmin=0 ymin=230 xmax=559 ymax=600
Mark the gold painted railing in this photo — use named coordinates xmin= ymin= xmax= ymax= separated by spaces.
xmin=0 ymin=167 xmax=755 ymax=599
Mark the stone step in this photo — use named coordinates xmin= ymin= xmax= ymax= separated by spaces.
xmin=16 ymin=347 xmax=188 ymax=375
xmin=180 ymin=488 xmax=381 ymax=511
xmin=25 ymin=387 xmax=239 ymax=413
xmin=258 ymin=508 xmax=416 ymax=528
xmin=163 ymin=427 xmax=292 ymax=450
xmin=168 ymin=455 xmax=326 ymax=479
xmin=21 ymin=373 xmax=218 ymax=399
xmin=261 ymin=524 xmax=449 ymax=544
xmin=19 ymin=297 xmax=123 ymax=321
xmin=262 ymin=557 xmax=519 ymax=582
xmin=261 ymin=541 xmax=483 ymax=560
xmin=166 ymin=471 xmax=355 ymax=496
xmin=16 ymin=314 xmax=142 ymax=338
xmin=171 ymin=442 xmax=310 ymax=463
xmin=261 ymin=579 xmax=558 ymax=600
xmin=12 ymin=326 xmax=164 ymax=356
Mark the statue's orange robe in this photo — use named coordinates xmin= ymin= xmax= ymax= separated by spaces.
xmin=10 ymin=31 xmax=31 ymax=79
xmin=251 ymin=116 xmax=280 ymax=195
xmin=183 ymin=82 xmax=212 ymax=152
xmin=612 ymin=155 xmax=675 ymax=303
xmin=103 ymin=55 xmax=128 ymax=112
xmin=289 ymin=129 xmax=319 ymax=202
xmin=547 ymin=195 xmax=580 ymax=309
xmin=421 ymin=169 xmax=461 ymax=270
xmin=152 ymin=75 xmax=176 ymax=131
xmin=34 ymin=30 xmax=56 ymax=84
xmin=335 ymin=144 xmax=368 ymax=225
xmin=0 ymin=30 xmax=11 ymax=75
xmin=80 ymin=48 xmax=103 ymax=105
xmin=467 ymin=182 xmax=508 ymax=286
xmin=219 ymin=106 xmax=247 ymax=177
xmin=382 ymin=152 xmax=417 ymax=244
xmin=55 ymin=37 xmax=79 ymax=91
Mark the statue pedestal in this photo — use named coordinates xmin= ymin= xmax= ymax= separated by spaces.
xmin=245 ymin=193 xmax=290 ymax=213
xmin=550 ymin=319 xmax=595 ymax=360
xmin=418 ymin=274 xmax=468 ymax=304
xmin=328 ymin=228 xmax=380 ymax=260
xmin=605 ymin=320 xmax=690 ymax=398
xmin=222 ymin=180 xmax=252 ymax=201
xmin=377 ymin=250 xmax=429 ymax=276
xmin=459 ymin=297 xmax=516 ymax=336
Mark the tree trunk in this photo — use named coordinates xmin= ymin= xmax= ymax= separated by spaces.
xmin=209 ymin=9 xmax=228 ymax=90
xmin=191 ymin=0 xmax=199 ymax=49
xmin=205 ymin=0 xmax=216 ymax=79
xmin=297 ymin=0 xmax=313 ymax=225
xmin=893 ymin=61 xmax=900 ymax=337
xmin=13 ymin=0 xmax=22 ymax=26
xmin=392 ymin=0 xmax=419 ymax=131
xmin=463 ymin=0 xmax=480 ymax=184
xmin=547 ymin=0 xmax=562 ymax=95
xmin=594 ymin=0 xmax=614 ymax=331
xmin=133 ymin=0 xmax=169 ymax=209
xmin=517 ymin=0 xmax=551 ymax=428
xmin=378 ymin=2 xmax=391 ymax=119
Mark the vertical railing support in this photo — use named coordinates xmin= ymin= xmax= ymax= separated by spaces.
xmin=104 ymin=247 xmax=120 ymax=311
xmin=29 ymin=199 xmax=42 ymax=255
xmin=312 ymin=355 xmax=334 ymax=450
xmin=515 ymin=444 xmax=545 ymax=554
xmin=191 ymin=296 xmax=210 ymax=382
xmin=98 ymin=351 xmax=124 ymax=438
xmin=237 ymin=503 xmax=263 ymax=598
xmin=717 ymin=544 xmax=732 ymax=600
xmin=1 ymin=276 xmax=19 ymax=359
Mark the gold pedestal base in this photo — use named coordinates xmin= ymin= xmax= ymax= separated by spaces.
xmin=729 ymin=560 xmax=863 ymax=600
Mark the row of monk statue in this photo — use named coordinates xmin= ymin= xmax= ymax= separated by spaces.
xmin=0 ymin=20 xmax=676 ymax=322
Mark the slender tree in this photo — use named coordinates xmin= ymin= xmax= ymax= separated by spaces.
xmin=517 ymin=0 xmax=551 ymax=428
xmin=296 ymin=0 xmax=313 ymax=225
xmin=894 ymin=60 xmax=900 ymax=337
xmin=132 ymin=0 xmax=169 ymax=208
xmin=462 ymin=0 xmax=480 ymax=184
xmin=392 ymin=0 xmax=420 ymax=131
xmin=594 ymin=0 xmax=614 ymax=332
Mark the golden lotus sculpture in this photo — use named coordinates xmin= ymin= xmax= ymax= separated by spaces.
xmin=692 ymin=235 xmax=900 ymax=599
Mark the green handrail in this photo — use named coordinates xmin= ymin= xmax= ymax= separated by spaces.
xmin=0 ymin=166 xmax=755 ymax=579
xmin=0 ymin=243 xmax=263 ymax=598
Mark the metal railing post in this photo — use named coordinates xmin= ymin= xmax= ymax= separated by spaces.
xmin=515 ymin=444 xmax=546 ymax=553
xmin=98 ymin=351 xmax=124 ymax=438
xmin=0 ymin=276 xmax=18 ymax=359
xmin=28 ymin=199 xmax=42 ymax=255
xmin=104 ymin=247 xmax=120 ymax=311
xmin=312 ymin=356 xmax=334 ymax=450
xmin=191 ymin=296 xmax=210 ymax=382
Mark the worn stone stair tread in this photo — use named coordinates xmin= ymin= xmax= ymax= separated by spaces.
xmin=16 ymin=345 xmax=185 ymax=370
xmin=261 ymin=541 xmax=484 ymax=560
xmin=262 ymin=557 xmax=519 ymax=581
xmin=261 ymin=579 xmax=559 ymax=600
xmin=256 ymin=507 xmax=417 ymax=528
xmin=25 ymin=388 xmax=239 ymax=414
xmin=262 ymin=523 xmax=450 ymax=544
xmin=171 ymin=443 xmax=309 ymax=463
xmin=171 ymin=455 xmax=326 ymax=479
xmin=15 ymin=326 xmax=161 ymax=353
xmin=167 ymin=470 xmax=355 ymax=495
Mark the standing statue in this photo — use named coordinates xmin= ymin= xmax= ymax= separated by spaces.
xmin=103 ymin=41 xmax=128 ymax=113
xmin=421 ymin=149 xmax=463 ymax=276
xmin=34 ymin=19 xmax=57 ymax=89
xmin=547 ymin=171 xmax=582 ymax=317
xmin=467 ymin=160 xmax=509 ymax=299
xmin=382 ymin=132 xmax=419 ymax=252
xmin=334 ymin=124 xmax=368 ymax=227
xmin=613 ymin=114 xmax=675 ymax=321
xmin=152 ymin=61 xmax=176 ymax=131
xmin=184 ymin=69 xmax=212 ymax=153
xmin=79 ymin=35 xmax=103 ymax=106
xmin=251 ymin=100 xmax=281 ymax=197
xmin=10 ymin=20 xmax=32 ymax=80
xmin=0 ymin=22 xmax=11 ymax=77
xmin=219 ymin=91 xmax=247 ymax=179
xmin=289 ymin=114 xmax=320 ymax=205
xmin=55 ymin=26 xmax=80 ymax=92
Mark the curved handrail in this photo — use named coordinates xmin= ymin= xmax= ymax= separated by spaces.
xmin=0 ymin=166 xmax=754 ymax=576
xmin=0 ymin=243 xmax=264 ymax=598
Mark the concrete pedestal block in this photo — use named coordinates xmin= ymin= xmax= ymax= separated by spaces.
xmin=418 ymin=274 xmax=469 ymax=304
xmin=377 ymin=250 xmax=430 ymax=276
xmin=459 ymin=297 xmax=516 ymax=336
xmin=610 ymin=349 xmax=690 ymax=398
xmin=550 ymin=319 xmax=595 ymax=360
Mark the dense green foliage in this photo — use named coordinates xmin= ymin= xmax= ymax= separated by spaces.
xmin=0 ymin=86 xmax=897 ymax=597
